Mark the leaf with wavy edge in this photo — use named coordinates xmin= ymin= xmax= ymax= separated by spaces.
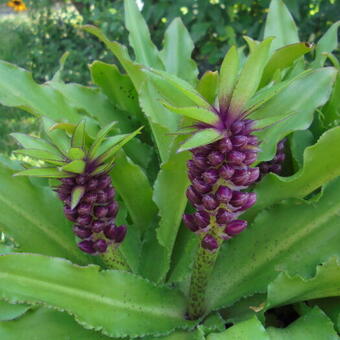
xmin=267 ymin=256 xmax=340 ymax=309
xmin=206 ymin=177 xmax=340 ymax=312
xmin=0 ymin=300 xmax=30 ymax=321
xmin=0 ymin=254 xmax=193 ymax=338
xmin=0 ymin=307 xmax=111 ymax=340
xmin=160 ymin=18 xmax=198 ymax=86
xmin=0 ymin=163 xmax=88 ymax=265
xmin=246 ymin=126 xmax=340 ymax=220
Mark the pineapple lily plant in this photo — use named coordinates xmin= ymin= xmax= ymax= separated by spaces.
xmin=0 ymin=0 xmax=339 ymax=338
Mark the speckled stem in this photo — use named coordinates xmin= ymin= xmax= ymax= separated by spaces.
xmin=101 ymin=246 xmax=131 ymax=271
xmin=187 ymin=234 xmax=221 ymax=320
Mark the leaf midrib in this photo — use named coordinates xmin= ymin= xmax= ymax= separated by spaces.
xmin=0 ymin=271 xmax=182 ymax=319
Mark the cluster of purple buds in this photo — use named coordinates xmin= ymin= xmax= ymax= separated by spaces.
xmin=183 ymin=119 xmax=260 ymax=252
xmin=57 ymin=168 xmax=127 ymax=255
xmin=258 ymin=139 xmax=286 ymax=179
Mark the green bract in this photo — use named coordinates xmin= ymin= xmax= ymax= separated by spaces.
xmin=0 ymin=0 xmax=338 ymax=338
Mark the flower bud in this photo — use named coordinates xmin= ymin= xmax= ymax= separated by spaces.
xmin=232 ymin=169 xmax=250 ymax=186
xmin=227 ymin=151 xmax=246 ymax=164
xmin=61 ymin=178 xmax=75 ymax=186
xmin=247 ymin=135 xmax=259 ymax=145
xmin=202 ymin=194 xmax=218 ymax=210
xmin=271 ymin=164 xmax=282 ymax=174
xmin=73 ymin=225 xmax=92 ymax=239
xmin=219 ymin=164 xmax=235 ymax=180
xmin=216 ymin=209 xmax=234 ymax=225
xmin=202 ymin=169 xmax=219 ymax=185
xmin=94 ymin=206 xmax=108 ymax=218
xmin=225 ymin=220 xmax=247 ymax=236
xmin=215 ymin=186 xmax=232 ymax=203
xmin=244 ymin=151 xmax=258 ymax=165
xmin=230 ymin=120 xmax=244 ymax=134
xmin=193 ymin=155 xmax=207 ymax=169
xmin=186 ymin=186 xmax=202 ymax=205
xmin=201 ymin=234 xmax=218 ymax=251
xmin=92 ymin=220 xmax=106 ymax=233
xmin=87 ymin=178 xmax=99 ymax=191
xmin=194 ymin=211 xmax=210 ymax=229
xmin=192 ymin=178 xmax=211 ymax=194
xmin=114 ymin=225 xmax=127 ymax=243
xmin=105 ymin=187 xmax=115 ymax=200
xmin=217 ymin=138 xmax=232 ymax=153
xmin=94 ymin=239 xmax=108 ymax=253
xmin=77 ymin=203 xmax=92 ymax=216
xmin=96 ymin=190 xmax=107 ymax=203
xmin=64 ymin=206 xmax=77 ymax=222
xmin=78 ymin=240 xmax=95 ymax=254
xmin=183 ymin=214 xmax=199 ymax=232
xmin=248 ymin=167 xmax=260 ymax=183
xmin=107 ymin=202 xmax=119 ymax=218
xmin=207 ymin=151 xmax=224 ymax=166
xmin=231 ymin=135 xmax=248 ymax=148
xmin=76 ymin=215 xmax=92 ymax=226
xmin=97 ymin=175 xmax=111 ymax=190
xmin=240 ymin=192 xmax=256 ymax=210
xmin=230 ymin=191 xmax=249 ymax=207
xmin=83 ymin=192 xmax=97 ymax=204
xmin=76 ymin=175 xmax=87 ymax=185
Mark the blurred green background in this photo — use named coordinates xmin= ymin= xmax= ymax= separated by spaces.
xmin=0 ymin=0 xmax=338 ymax=154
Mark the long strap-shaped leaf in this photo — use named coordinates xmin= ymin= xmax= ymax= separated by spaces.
xmin=0 ymin=254 xmax=194 ymax=338
xmin=206 ymin=176 xmax=340 ymax=312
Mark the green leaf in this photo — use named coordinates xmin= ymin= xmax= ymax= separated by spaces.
xmin=289 ymin=130 xmax=314 ymax=169
xmin=311 ymin=298 xmax=340 ymax=332
xmin=311 ymin=21 xmax=340 ymax=68
xmin=0 ymin=164 xmax=88 ymax=264
xmin=0 ymin=254 xmax=193 ymax=338
xmin=322 ymin=73 xmax=340 ymax=130
xmin=178 ymin=129 xmax=222 ymax=153
xmin=140 ymin=151 xmax=190 ymax=282
xmin=110 ymin=151 xmax=157 ymax=234
xmin=90 ymin=61 xmax=142 ymax=119
xmin=67 ymin=148 xmax=85 ymax=161
xmin=0 ymin=61 xmax=80 ymax=123
xmin=260 ymin=42 xmax=313 ymax=87
xmin=218 ymin=46 xmax=239 ymax=110
xmin=206 ymin=177 xmax=340 ymax=311
xmin=99 ymin=127 xmax=143 ymax=163
xmin=266 ymin=307 xmax=338 ymax=340
xmin=146 ymin=68 xmax=210 ymax=108
xmin=267 ymin=257 xmax=340 ymax=309
xmin=42 ymin=117 xmax=70 ymax=155
xmin=61 ymin=160 xmax=85 ymax=174
xmin=89 ymin=122 xmax=116 ymax=159
xmin=11 ymin=133 xmax=61 ymax=156
xmin=160 ymin=18 xmax=198 ymax=85
xmin=0 ymin=307 xmax=112 ymax=340
xmin=162 ymin=103 xmax=218 ymax=125
xmin=264 ymin=0 xmax=299 ymax=51
xmin=207 ymin=317 xmax=269 ymax=340
xmin=228 ymin=38 xmax=274 ymax=118
xmin=196 ymin=71 xmax=219 ymax=105
xmin=247 ymin=126 xmax=340 ymax=219
xmin=15 ymin=168 xmax=69 ymax=178
xmin=251 ymin=67 xmax=337 ymax=162
xmin=124 ymin=0 xmax=163 ymax=69
xmin=14 ymin=149 xmax=65 ymax=165
xmin=71 ymin=120 xmax=85 ymax=149
xmin=0 ymin=301 xmax=30 ymax=321
xmin=144 ymin=329 xmax=205 ymax=340
xmin=71 ymin=186 xmax=85 ymax=210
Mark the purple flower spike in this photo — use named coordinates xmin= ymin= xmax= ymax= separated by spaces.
xmin=106 ymin=187 xmax=115 ymax=200
xmin=186 ymin=186 xmax=202 ymax=205
xmin=97 ymin=175 xmax=111 ymax=190
xmin=96 ymin=190 xmax=107 ymax=203
xmin=215 ymin=186 xmax=232 ymax=203
xmin=241 ymin=192 xmax=256 ymax=210
xmin=202 ymin=169 xmax=219 ymax=185
xmin=231 ymin=135 xmax=248 ymax=148
xmin=107 ymin=202 xmax=119 ymax=218
xmin=248 ymin=167 xmax=260 ymax=183
xmin=183 ymin=214 xmax=199 ymax=232
xmin=83 ymin=192 xmax=97 ymax=204
xmin=201 ymin=234 xmax=218 ymax=251
xmin=230 ymin=120 xmax=245 ymax=134
xmin=78 ymin=240 xmax=96 ymax=254
xmin=244 ymin=151 xmax=258 ymax=165
xmin=232 ymin=169 xmax=250 ymax=186
xmin=193 ymin=155 xmax=207 ymax=169
xmin=94 ymin=239 xmax=108 ymax=253
xmin=76 ymin=215 xmax=92 ymax=226
xmin=225 ymin=220 xmax=248 ymax=236
xmin=230 ymin=191 xmax=249 ymax=207
xmin=87 ymin=178 xmax=98 ymax=191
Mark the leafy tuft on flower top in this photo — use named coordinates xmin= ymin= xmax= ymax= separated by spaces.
xmin=12 ymin=118 xmax=141 ymax=257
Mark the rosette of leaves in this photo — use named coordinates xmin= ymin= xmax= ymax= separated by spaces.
xmin=13 ymin=119 xmax=141 ymax=269
xmin=0 ymin=0 xmax=338 ymax=339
